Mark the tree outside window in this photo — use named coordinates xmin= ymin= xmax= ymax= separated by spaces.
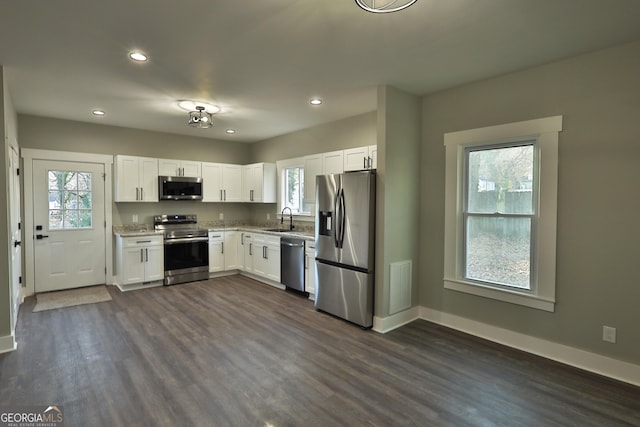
xmin=48 ymin=170 xmax=93 ymax=230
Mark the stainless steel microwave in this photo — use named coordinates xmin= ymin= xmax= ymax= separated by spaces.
xmin=159 ymin=176 xmax=203 ymax=200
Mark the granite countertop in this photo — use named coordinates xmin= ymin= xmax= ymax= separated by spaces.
xmin=114 ymin=224 xmax=314 ymax=240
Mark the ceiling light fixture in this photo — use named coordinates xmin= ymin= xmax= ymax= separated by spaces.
xmin=178 ymin=100 xmax=220 ymax=114
xmin=225 ymin=129 xmax=236 ymax=134
xmin=310 ymin=98 xmax=323 ymax=105
xmin=92 ymin=109 xmax=106 ymax=116
xmin=355 ymin=0 xmax=418 ymax=13
xmin=188 ymin=106 xmax=213 ymax=129
xmin=129 ymin=51 xmax=148 ymax=62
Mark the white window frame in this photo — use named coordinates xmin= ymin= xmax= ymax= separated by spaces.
xmin=443 ymin=116 xmax=562 ymax=312
xmin=276 ymin=157 xmax=313 ymax=218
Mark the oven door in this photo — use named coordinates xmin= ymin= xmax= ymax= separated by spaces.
xmin=164 ymin=237 xmax=209 ymax=278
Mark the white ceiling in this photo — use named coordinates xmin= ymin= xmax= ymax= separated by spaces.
xmin=2 ymin=0 xmax=640 ymax=143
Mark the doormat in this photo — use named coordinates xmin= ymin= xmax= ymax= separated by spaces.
xmin=33 ymin=285 xmax=112 ymax=312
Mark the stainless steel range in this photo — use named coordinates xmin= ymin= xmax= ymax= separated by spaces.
xmin=154 ymin=214 xmax=209 ymax=285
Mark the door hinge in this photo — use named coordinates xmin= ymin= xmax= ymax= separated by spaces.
xmin=20 ymin=276 xmax=24 ymax=287
xmin=104 ymin=221 xmax=107 ymax=228
xmin=16 ymin=168 xmax=20 ymax=176
xmin=102 ymin=172 xmax=106 ymax=180
xmin=18 ymin=222 xmax=21 ymax=230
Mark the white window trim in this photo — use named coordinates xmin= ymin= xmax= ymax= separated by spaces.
xmin=276 ymin=157 xmax=313 ymax=219
xmin=443 ymin=116 xmax=562 ymax=312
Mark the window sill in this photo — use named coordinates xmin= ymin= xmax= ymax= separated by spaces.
xmin=444 ymin=278 xmax=555 ymax=312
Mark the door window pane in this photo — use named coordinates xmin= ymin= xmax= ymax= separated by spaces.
xmin=48 ymin=171 xmax=93 ymax=230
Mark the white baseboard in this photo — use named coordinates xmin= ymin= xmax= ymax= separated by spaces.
xmin=373 ymin=305 xmax=640 ymax=387
xmin=0 ymin=333 xmax=17 ymax=354
xmin=373 ymin=306 xmax=420 ymax=333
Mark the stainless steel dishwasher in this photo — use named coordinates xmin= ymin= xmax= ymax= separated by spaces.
xmin=280 ymin=237 xmax=306 ymax=293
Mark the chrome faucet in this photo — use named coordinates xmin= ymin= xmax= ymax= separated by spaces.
xmin=281 ymin=207 xmax=294 ymax=231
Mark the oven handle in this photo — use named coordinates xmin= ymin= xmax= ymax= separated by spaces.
xmin=164 ymin=237 xmax=209 ymax=244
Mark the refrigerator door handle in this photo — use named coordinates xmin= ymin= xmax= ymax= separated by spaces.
xmin=339 ymin=188 xmax=346 ymax=248
xmin=334 ymin=189 xmax=341 ymax=248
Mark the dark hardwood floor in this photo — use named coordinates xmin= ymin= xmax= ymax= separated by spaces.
xmin=1 ymin=276 xmax=638 ymax=426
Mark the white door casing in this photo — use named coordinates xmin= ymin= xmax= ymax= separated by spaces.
xmin=22 ymin=149 xmax=113 ymax=297
xmin=9 ymin=146 xmax=21 ymax=331
xmin=32 ymin=160 xmax=106 ymax=292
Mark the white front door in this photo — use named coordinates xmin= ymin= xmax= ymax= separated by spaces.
xmin=33 ymin=160 xmax=106 ymax=292
xmin=9 ymin=146 xmax=21 ymax=330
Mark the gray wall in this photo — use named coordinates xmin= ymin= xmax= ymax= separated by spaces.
xmin=420 ymin=40 xmax=640 ymax=364
xmin=250 ymin=112 xmax=376 ymax=163
xmin=18 ymin=115 xmax=254 ymax=226
xmin=376 ymin=86 xmax=421 ymax=317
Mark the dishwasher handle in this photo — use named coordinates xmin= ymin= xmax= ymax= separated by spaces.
xmin=281 ymin=241 xmax=304 ymax=248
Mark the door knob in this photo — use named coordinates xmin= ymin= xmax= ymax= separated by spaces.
xmin=36 ymin=234 xmax=49 ymax=240
xmin=14 ymin=240 xmax=21 ymax=247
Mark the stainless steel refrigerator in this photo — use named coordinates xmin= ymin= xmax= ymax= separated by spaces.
xmin=315 ymin=171 xmax=376 ymax=328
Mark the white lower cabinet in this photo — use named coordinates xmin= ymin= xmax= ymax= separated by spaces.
xmin=252 ymin=234 xmax=281 ymax=283
xmin=116 ymin=235 xmax=164 ymax=289
xmin=305 ymin=242 xmax=316 ymax=296
xmin=208 ymin=231 xmax=224 ymax=273
xmin=223 ymin=231 xmax=242 ymax=270
xmin=241 ymin=232 xmax=254 ymax=273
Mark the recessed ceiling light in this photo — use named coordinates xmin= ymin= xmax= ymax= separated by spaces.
xmin=92 ymin=109 xmax=106 ymax=116
xmin=178 ymin=100 xmax=220 ymax=114
xmin=129 ymin=51 xmax=148 ymax=62
xmin=225 ymin=129 xmax=236 ymax=134
xmin=310 ymin=98 xmax=323 ymax=105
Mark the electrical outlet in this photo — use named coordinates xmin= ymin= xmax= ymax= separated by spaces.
xmin=219 ymin=212 xmax=224 ymax=220
xmin=267 ymin=213 xmax=270 ymax=220
xmin=603 ymin=326 xmax=616 ymax=343
xmin=132 ymin=214 xmax=138 ymax=223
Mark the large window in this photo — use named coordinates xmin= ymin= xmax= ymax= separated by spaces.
xmin=444 ymin=116 xmax=561 ymax=312
xmin=465 ymin=142 xmax=535 ymax=290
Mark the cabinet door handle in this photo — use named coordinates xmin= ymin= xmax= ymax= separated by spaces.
xmin=263 ymin=246 xmax=267 ymax=259
xmin=220 ymin=189 xmax=223 ymax=201
xmin=224 ymin=189 xmax=226 ymax=201
xmin=145 ymin=248 xmax=149 ymax=262
xmin=140 ymin=187 xmax=144 ymax=200
xmin=249 ymin=243 xmax=252 ymax=256
xmin=140 ymin=248 xmax=144 ymax=263
xmin=364 ymin=157 xmax=367 ymax=169
xmin=136 ymin=187 xmax=139 ymax=200
xmin=241 ymin=233 xmax=244 ymax=245
xmin=221 ymin=242 xmax=224 ymax=254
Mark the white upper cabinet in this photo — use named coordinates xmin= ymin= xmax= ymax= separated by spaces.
xmin=242 ymin=163 xmax=276 ymax=203
xmin=158 ymin=159 xmax=202 ymax=177
xmin=114 ymin=155 xmax=159 ymax=202
xmin=303 ymin=154 xmax=323 ymax=205
xmin=201 ymin=163 xmax=242 ymax=202
xmin=344 ymin=145 xmax=377 ymax=171
xmin=322 ymin=150 xmax=344 ymax=175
